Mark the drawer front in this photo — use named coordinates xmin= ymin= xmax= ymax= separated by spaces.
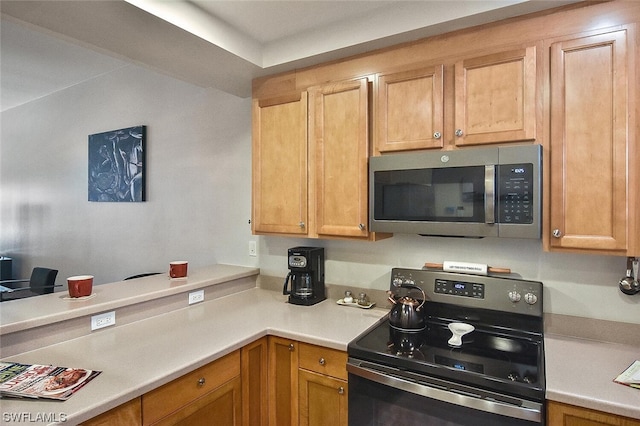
xmin=298 ymin=343 xmax=347 ymax=381
xmin=143 ymin=351 xmax=240 ymax=425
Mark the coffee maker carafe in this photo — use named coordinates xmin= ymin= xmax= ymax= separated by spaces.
xmin=283 ymin=247 xmax=325 ymax=306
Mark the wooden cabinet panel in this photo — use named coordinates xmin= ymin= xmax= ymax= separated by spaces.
xmin=252 ymin=93 xmax=308 ymax=235
xmin=455 ymin=46 xmax=536 ymax=146
xmin=298 ymin=370 xmax=347 ymax=426
xmin=241 ymin=337 xmax=267 ymax=426
xmin=376 ymin=65 xmax=444 ymax=152
xmin=81 ymin=397 xmax=142 ymax=426
xmin=309 ymin=78 xmax=370 ymax=238
xmin=150 ymin=376 xmax=241 ymax=426
xmin=298 ymin=342 xmax=348 ymax=381
xmin=549 ymin=29 xmax=630 ymax=253
xmin=268 ymin=336 xmax=298 ymax=426
xmin=548 ymin=401 xmax=640 ymax=426
xmin=142 ymin=351 xmax=240 ymax=425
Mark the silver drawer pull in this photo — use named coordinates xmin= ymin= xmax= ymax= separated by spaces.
xmin=197 ymin=378 xmax=205 ymax=387
xmin=319 ymin=358 xmax=326 ymax=366
xmin=338 ymin=387 xmax=344 ymax=395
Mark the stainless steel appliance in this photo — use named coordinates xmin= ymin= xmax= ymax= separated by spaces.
xmin=369 ymin=144 xmax=542 ymax=238
xmin=348 ymin=267 xmax=545 ymax=425
xmin=283 ymin=246 xmax=325 ymax=306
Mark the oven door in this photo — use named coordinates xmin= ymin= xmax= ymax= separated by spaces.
xmin=348 ymin=360 xmax=544 ymax=426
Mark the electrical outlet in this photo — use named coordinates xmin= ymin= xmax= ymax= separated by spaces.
xmin=189 ymin=290 xmax=205 ymax=305
xmin=249 ymin=240 xmax=257 ymax=257
xmin=91 ymin=311 xmax=116 ymax=331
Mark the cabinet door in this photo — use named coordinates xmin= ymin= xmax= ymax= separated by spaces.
xmin=151 ymin=376 xmax=242 ymax=426
xmin=376 ymin=65 xmax=444 ymax=152
xmin=252 ymin=93 xmax=308 ymax=235
xmin=455 ymin=46 xmax=536 ymax=146
xmin=309 ymin=78 xmax=370 ymax=238
xmin=298 ymin=369 xmax=347 ymax=426
xmin=549 ymin=30 xmax=629 ymax=252
xmin=268 ymin=336 xmax=299 ymax=426
xmin=547 ymin=401 xmax=640 ymax=426
xmin=81 ymin=398 xmax=142 ymax=426
xmin=241 ymin=337 xmax=267 ymax=426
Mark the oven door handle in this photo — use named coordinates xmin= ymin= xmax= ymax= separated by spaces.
xmin=347 ymin=362 xmax=542 ymax=423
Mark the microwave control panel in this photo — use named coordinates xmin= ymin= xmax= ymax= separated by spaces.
xmin=497 ymin=163 xmax=533 ymax=224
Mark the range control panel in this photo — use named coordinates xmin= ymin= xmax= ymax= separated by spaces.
xmin=390 ymin=268 xmax=543 ymax=317
xmin=434 ymin=279 xmax=485 ymax=299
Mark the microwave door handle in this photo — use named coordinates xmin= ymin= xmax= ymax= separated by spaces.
xmin=484 ymin=165 xmax=495 ymax=224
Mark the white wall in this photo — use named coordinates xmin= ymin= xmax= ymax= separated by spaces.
xmin=1 ymin=39 xmax=637 ymax=326
xmin=1 ymin=64 xmax=257 ymax=284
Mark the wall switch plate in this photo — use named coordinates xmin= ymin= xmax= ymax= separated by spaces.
xmin=91 ymin=311 xmax=116 ymax=330
xmin=189 ymin=289 xmax=205 ymax=305
xmin=249 ymin=241 xmax=257 ymax=257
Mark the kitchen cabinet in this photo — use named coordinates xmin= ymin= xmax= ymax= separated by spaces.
xmin=252 ymin=92 xmax=308 ymax=236
xmin=309 ymin=78 xmax=370 ymax=238
xmin=548 ymin=28 xmax=635 ymax=254
xmin=142 ymin=351 xmax=241 ymax=426
xmin=374 ymin=46 xmax=536 ymax=152
xmin=298 ymin=343 xmax=348 ymax=426
xmin=253 ymin=78 xmax=382 ymax=240
xmin=80 ymin=397 xmax=142 ymax=426
xmin=268 ymin=336 xmax=298 ymax=426
xmin=548 ymin=401 xmax=640 ymax=426
xmin=241 ymin=337 xmax=268 ymax=426
xmin=267 ymin=336 xmax=349 ymax=426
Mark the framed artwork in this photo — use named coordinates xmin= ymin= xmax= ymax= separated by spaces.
xmin=88 ymin=125 xmax=146 ymax=202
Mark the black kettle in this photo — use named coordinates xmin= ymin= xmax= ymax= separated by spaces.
xmin=387 ymin=284 xmax=427 ymax=330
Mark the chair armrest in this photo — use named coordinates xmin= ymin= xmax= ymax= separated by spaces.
xmin=0 ymin=279 xmax=30 ymax=289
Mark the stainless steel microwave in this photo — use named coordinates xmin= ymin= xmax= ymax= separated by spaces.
xmin=369 ymin=145 xmax=542 ymax=238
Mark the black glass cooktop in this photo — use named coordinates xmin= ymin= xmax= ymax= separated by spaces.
xmin=348 ymin=318 xmax=545 ymax=401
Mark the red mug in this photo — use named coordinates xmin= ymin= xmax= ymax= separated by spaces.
xmin=67 ymin=275 xmax=93 ymax=298
xmin=169 ymin=261 xmax=188 ymax=279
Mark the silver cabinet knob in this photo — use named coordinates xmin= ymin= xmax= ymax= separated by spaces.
xmin=455 ymin=129 xmax=464 ymax=137
xmin=552 ymin=229 xmax=562 ymax=238
xmin=288 ymin=343 xmax=295 ymax=351
xmin=299 ymin=222 xmax=305 ymax=229
xmin=433 ymin=131 xmax=442 ymax=139
xmin=338 ymin=387 xmax=345 ymax=395
xmin=358 ymin=223 xmax=365 ymax=231
xmin=319 ymin=358 xmax=326 ymax=366
xmin=197 ymin=378 xmax=206 ymax=387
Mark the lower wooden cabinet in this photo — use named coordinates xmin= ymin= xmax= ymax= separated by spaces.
xmin=548 ymin=401 xmax=640 ymax=426
xmin=80 ymin=397 xmax=142 ymax=426
xmin=142 ymin=351 xmax=241 ymax=426
xmin=241 ymin=337 xmax=268 ymax=426
xmin=298 ymin=370 xmax=347 ymax=426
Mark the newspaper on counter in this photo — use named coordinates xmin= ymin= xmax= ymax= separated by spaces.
xmin=0 ymin=361 xmax=101 ymax=400
xmin=613 ymin=360 xmax=640 ymax=389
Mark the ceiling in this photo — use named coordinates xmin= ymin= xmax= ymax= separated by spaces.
xmin=1 ymin=0 xmax=581 ymax=111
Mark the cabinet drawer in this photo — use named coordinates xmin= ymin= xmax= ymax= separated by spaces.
xmin=142 ymin=351 xmax=240 ymax=425
xmin=298 ymin=343 xmax=347 ymax=381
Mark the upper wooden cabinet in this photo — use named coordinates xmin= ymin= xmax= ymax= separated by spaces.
xmin=252 ymin=93 xmax=308 ymax=235
xmin=375 ymin=46 xmax=536 ymax=152
xmin=253 ymin=78 xmax=382 ymax=240
xmin=548 ymin=28 xmax=634 ymax=254
xmin=376 ymin=65 xmax=444 ymax=152
xmin=455 ymin=46 xmax=537 ymax=146
xmin=309 ymin=78 xmax=370 ymax=238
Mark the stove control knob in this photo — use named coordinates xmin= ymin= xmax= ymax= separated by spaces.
xmin=404 ymin=279 xmax=415 ymax=286
xmin=508 ymin=291 xmax=522 ymax=303
xmin=392 ymin=277 xmax=403 ymax=287
xmin=507 ymin=372 xmax=521 ymax=382
xmin=524 ymin=293 xmax=538 ymax=305
xmin=523 ymin=374 xmax=536 ymax=384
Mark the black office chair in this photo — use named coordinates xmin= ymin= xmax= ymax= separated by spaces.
xmin=0 ymin=267 xmax=59 ymax=302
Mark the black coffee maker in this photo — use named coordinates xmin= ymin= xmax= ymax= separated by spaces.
xmin=283 ymin=246 xmax=325 ymax=306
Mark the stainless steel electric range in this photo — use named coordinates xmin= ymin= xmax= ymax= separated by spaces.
xmin=347 ymin=267 xmax=545 ymax=426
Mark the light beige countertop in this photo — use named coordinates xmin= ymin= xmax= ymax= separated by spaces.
xmin=0 ymin=286 xmax=387 ymax=425
xmin=544 ymin=333 xmax=640 ymax=420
